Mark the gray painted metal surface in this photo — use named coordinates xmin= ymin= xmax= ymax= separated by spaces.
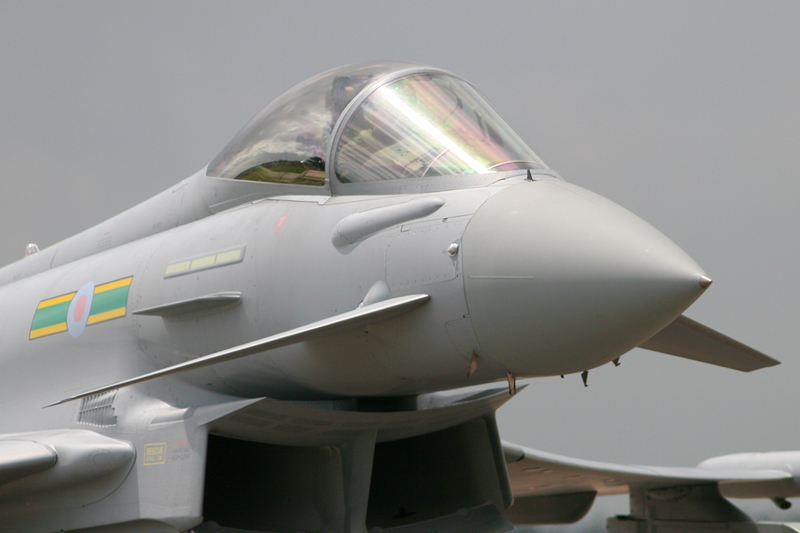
xmin=0 ymin=62 xmax=788 ymax=533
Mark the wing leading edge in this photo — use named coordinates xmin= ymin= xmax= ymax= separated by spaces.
xmin=503 ymin=441 xmax=800 ymax=528
xmin=48 ymin=293 xmax=430 ymax=407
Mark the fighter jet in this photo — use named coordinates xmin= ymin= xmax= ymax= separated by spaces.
xmin=0 ymin=61 xmax=792 ymax=533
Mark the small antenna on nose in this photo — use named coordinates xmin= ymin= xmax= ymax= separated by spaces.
xmin=526 ymin=169 xmax=533 ymax=181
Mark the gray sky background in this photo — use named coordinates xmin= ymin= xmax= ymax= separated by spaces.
xmin=2 ymin=1 xmax=799 ymax=527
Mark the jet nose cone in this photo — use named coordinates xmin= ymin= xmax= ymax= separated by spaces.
xmin=462 ymin=180 xmax=709 ymax=377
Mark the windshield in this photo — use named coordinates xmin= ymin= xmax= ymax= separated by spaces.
xmin=206 ymin=63 xmax=548 ymax=192
xmin=206 ymin=62 xmax=414 ymax=185
xmin=334 ymin=73 xmax=546 ymax=184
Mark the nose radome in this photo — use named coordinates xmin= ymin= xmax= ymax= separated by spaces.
xmin=462 ymin=180 xmax=710 ymax=377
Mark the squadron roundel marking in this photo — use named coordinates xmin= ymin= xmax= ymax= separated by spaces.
xmin=73 ymin=295 xmax=87 ymax=322
xmin=30 ymin=277 xmax=133 ymax=339
xmin=67 ymin=281 xmax=95 ymax=338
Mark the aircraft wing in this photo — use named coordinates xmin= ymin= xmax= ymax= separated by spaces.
xmin=502 ymin=441 xmax=800 ymax=525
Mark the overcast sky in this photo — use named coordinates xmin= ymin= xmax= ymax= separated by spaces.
xmin=2 ymin=2 xmax=799 ymax=528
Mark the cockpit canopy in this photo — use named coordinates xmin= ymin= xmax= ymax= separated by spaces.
xmin=207 ymin=62 xmax=546 ymax=192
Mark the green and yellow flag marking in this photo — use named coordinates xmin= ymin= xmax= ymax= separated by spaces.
xmin=30 ymin=276 xmax=133 ymax=340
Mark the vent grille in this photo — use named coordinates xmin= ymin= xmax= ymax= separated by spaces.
xmin=78 ymin=390 xmax=118 ymax=426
